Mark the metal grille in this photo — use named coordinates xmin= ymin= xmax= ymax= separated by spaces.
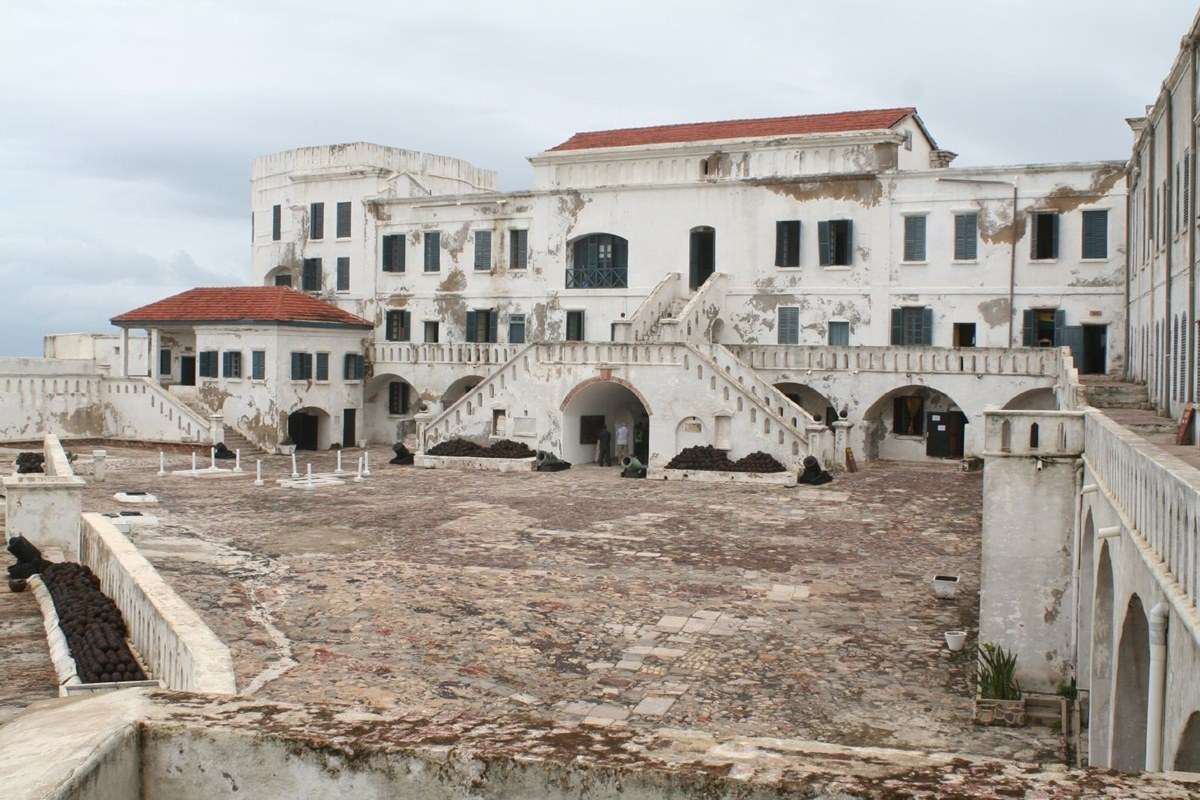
xmin=565 ymin=266 xmax=627 ymax=288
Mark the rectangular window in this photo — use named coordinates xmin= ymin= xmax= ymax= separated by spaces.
xmin=903 ymin=215 xmax=927 ymax=262
xmin=1081 ymin=209 xmax=1109 ymax=259
xmin=827 ymin=320 xmax=849 ymax=346
xmin=222 ymin=351 xmax=242 ymax=379
xmin=302 ymin=258 xmax=322 ymax=291
xmin=954 ymin=213 xmax=978 ymax=261
xmin=336 ymin=201 xmax=351 ymax=238
xmin=391 ymin=382 xmax=410 ymax=416
xmin=892 ymin=396 xmax=925 ymax=436
xmin=315 ymin=352 xmax=329 ymax=381
xmin=159 ymin=348 xmax=172 ymax=376
xmin=474 ymin=230 xmax=492 ymax=271
xmin=777 ymin=307 xmax=800 ymax=344
xmin=509 ymin=229 xmax=528 ymax=269
xmin=565 ymin=310 xmax=585 ymax=342
xmin=382 ymin=234 xmax=405 ymax=272
xmin=508 ymin=313 xmax=526 ymax=344
xmin=818 ymin=219 xmax=853 ymax=266
xmin=385 ymin=310 xmax=411 ymax=342
xmin=342 ymin=353 xmax=365 ymax=380
xmin=953 ymin=322 xmax=977 ymax=348
xmin=290 ymin=352 xmax=313 ymax=380
xmin=198 ymin=350 xmax=218 ymax=378
xmin=890 ymin=307 xmax=933 ymax=346
xmin=465 ymin=309 xmax=498 ymax=343
xmin=274 ymin=273 xmax=292 ymax=287
xmin=1022 ymin=308 xmax=1064 ymax=348
xmin=272 ymin=205 xmax=281 ymax=241
xmin=336 ymin=257 xmax=350 ymax=291
xmin=251 ymin=350 xmax=265 ymax=380
xmin=424 ymin=320 xmax=439 ymax=343
xmin=1031 ymin=211 xmax=1059 ymax=260
xmin=775 ymin=220 xmax=801 ymax=267
xmin=310 ymin=202 xmax=324 ymax=240
xmin=424 ymin=231 xmax=441 ymax=271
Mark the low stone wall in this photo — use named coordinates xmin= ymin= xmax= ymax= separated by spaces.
xmin=649 ymin=467 xmax=798 ymax=487
xmin=414 ymin=454 xmax=537 ymax=472
xmin=78 ymin=513 xmax=236 ymax=694
xmin=3 ymin=433 xmax=86 ymax=559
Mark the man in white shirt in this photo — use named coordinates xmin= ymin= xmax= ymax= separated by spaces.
xmin=615 ymin=422 xmax=631 ymax=462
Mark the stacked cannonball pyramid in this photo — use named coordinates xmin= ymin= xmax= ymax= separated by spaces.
xmin=41 ymin=563 xmax=147 ymax=684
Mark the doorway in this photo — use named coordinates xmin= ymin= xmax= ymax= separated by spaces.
xmin=953 ymin=323 xmax=976 ymax=348
xmin=925 ymin=410 xmax=965 ymax=459
xmin=1081 ymin=324 xmax=1108 ymax=374
xmin=562 ymin=380 xmax=649 ymax=464
xmin=342 ymin=408 xmax=357 ymax=447
xmin=689 ymin=226 xmax=715 ymax=290
xmin=180 ymin=356 xmax=196 ymax=386
xmin=288 ymin=410 xmax=320 ymax=450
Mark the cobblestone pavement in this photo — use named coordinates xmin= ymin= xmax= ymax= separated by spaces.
xmin=77 ymin=446 xmax=1061 ymax=761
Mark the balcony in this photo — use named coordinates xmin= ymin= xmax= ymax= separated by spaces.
xmin=564 ymin=266 xmax=627 ymax=289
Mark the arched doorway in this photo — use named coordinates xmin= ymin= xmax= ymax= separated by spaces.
xmin=287 ymin=407 xmax=330 ymax=450
xmin=774 ymin=382 xmax=837 ymax=426
xmin=689 ymin=226 xmax=715 ymax=289
xmin=1174 ymin=712 xmax=1200 ymax=772
xmin=265 ymin=265 xmax=295 ymax=288
xmin=365 ymin=374 xmax=420 ymax=445
xmin=1077 ymin=509 xmax=1096 ymax=692
xmin=708 ymin=318 xmax=725 ymax=344
xmin=861 ymin=385 xmax=966 ymax=461
xmin=1112 ymin=594 xmax=1150 ymax=772
xmin=1002 ymin=387 xmax=1059 ymax=410
xmin=1090 ymin=542 xmax=1116 ymax=766
xmin=443 ymin=375 xmax=485 ymax=408
xmin=561 ymin=378 xmax=650 ymax=465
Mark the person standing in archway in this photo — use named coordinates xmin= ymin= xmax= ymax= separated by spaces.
xmin=615 ymin=421 xmax=631 ymax=463
xmin=597 ymin=423 xmax=612 ymax=467
xmin=634 ymin=419 xmax=648 ymax=463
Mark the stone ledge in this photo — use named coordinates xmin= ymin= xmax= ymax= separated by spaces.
xmin=648 ymin=467 xmax=798 ymax=487
xmin=414 ymin=454 xmax=537 ymax=472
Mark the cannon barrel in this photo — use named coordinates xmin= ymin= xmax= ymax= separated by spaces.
xmin=537 ymin=450 xmax=564 ymax=465
xmin=621 ymin=456 xmax=643 ymax=470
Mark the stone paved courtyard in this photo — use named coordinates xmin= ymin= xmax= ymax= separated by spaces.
xmin=64 ymin=445 xmax=1060 ymax=761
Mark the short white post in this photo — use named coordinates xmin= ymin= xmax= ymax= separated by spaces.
xmin=210 ymin=447 xmax=216 ymax=471
xmin=362 ymin=449 xmax=371 ymax=477
xmin=233 ymin=449 xmax=242 ymax=473
xmin=306 ymin=463 xmax=314 ymax=490
xmin=92 ymin=449 xmax=107 ymax=482
xmin=291 ymin=452 xmax=299 ymax=479
xmin=158 ymin=451 xmax=166 ymax=477
xmin=354 ymin=455 xmax=363 ymax=483
xmin=191 ymin=451 xmax=197 ymax=476
xmin=254 ymin=459 xmax=264 ymax=487
xmin=335 ymin=449 xmax=344 ymax=474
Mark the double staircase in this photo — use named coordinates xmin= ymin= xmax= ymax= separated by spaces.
xmin=173 ymin=392 xmax=265 ymax=454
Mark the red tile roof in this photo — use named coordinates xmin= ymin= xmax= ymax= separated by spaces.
xmin=548 ymin=107 xmax=917 ymax=152
xmin=111 ymin=287 xmax=373 ymax=328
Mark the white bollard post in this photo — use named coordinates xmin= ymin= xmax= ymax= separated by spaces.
xmin=254 ymin=459 xmax=264 ymax=487
xmin=158 ymin=450 xmax=166 ymax=477
xmin=92 ymin=449 xmax=107 ymax=482
xmin=354 ymin=455 xmax=364 ymax=483
xmin=335 ymin=449 xmax=343 ymax=475
xmin=291 ymin=452 xmax=299 ymax=479
xmin=306 ymin=463 xmax=314 ymax=490
xmin=233 ymin=449 xmax=242 ymax=473
xmin=362 ymin=449 xmax=371 ymax=477
xmin=210 ymin=447 xmax=216 ymax=471
xmin=191 ymin=451 xmax=197 ymax=476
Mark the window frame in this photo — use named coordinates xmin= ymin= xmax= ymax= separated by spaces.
xmin=336 ymin=256 xmax=350 ymax=292
xmin=335 ymin=201 xmax=351 ymax=239
xmin=777 ymin=307 xmax=800 ymax=345
xmin=251 ymin=350 xmax=266 ymax=381
xmin=290 ymin=351 xmax=313 ymax=381
xmin=271 ymin=204 xmax=281 ymax=241
xmin=901 ymin=213 xmax=928 ymax=264
xmin=567 ymin=233 xmax=628 ymax=288
xmin=342 ymin=353 xmax=365 ymax=381
xmin=423 ymin=320 xmax=439 ymax=343
xmin=818 ymin=219 xmax=853 ymax=267
xmin=892 ymin=395 xmax=926 ymax=437
xmin=509 ymin=228 xmax=528 ymax=269
xmin=774 ymin=220 xmax=801 ymax=268
xmin=315 ymin=352 xmax=330 ymax=382
xmin=198 ymin=350 xmax=219 ymax=379
xmin=424 ymin=231 xmax=441 ymax=272
xmin=827 ymin=320 xmax=850 ymax=347
xmin=1030 ymin=211 xmax=1060 ymax=262
xmin=388 ymin=381 xmax=410 ymax=416
xmin=221 ymin=350 xmax=242 ymax=380
xmin=1081 ymin=209 xmax=1109 ymax=261
xmin=385 ymin=310 xmax=411 ymax=342
xmin=953 ymin=211 xmax=979 ymax=262
xmin=309 ymin=202 xmax=324 ymax=241
xmin=508 ymin=313 xmax=526 ymax=344
xmin=381 ymin=234 xmax=406 ymax=273
xmin=474 ymin=230 xmax=493 ymax=271
xmin=302 ymin=258 xmax=322 ymax=292
xmin=565 ymin=309 xmax=586 ymax=342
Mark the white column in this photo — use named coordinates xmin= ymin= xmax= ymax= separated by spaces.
xmin=118 ymin=327 xmax=129 ymax=377
xmin=149 ymin=328 xmax=161 ymax=380
xmin=1145 ymin=602 xmax=1170 ymax=772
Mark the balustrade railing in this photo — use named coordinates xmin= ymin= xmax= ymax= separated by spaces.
xmin=726 ymin=345 xmax=1061 ymax=377
xmin=565 ymin=266 xmax=628 ymax=289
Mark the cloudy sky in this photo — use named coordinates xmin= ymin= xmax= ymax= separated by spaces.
xmin=0 ymin=1 xmax=1194 ymax=355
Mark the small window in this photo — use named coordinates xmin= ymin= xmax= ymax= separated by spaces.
xmin=424 ymin=320 xmax=439 ymax=343
xmin=1022 ymin=308 xmax=1063 ymax=348
xmin=274 ymin=272 xmax=292 ymax=287
xmin=1031 ymin=212 xmax=1059 ymax=260
xmin=302 ymin=258 xmax=322 ymax=291
xmin=508 ymin=313 xmax=526 ymax=344
xmin=466 ymin=309 xmax=498 ymax=343
xmin=890 ymin=307 xmax=933 ymax=346
xmin=310 ymin=202 xmax=324 ymax=240
xmin=388 ymin=381 xmax=410 ymax=415
xmin=251 ymin=350 xmax=266 ymax=380
xmin=342 ymin=353 xmax=365 ymax=380
xmin=775 ymin=220 xmax=801 ymax=267
xmin=827 ymin=320 xmax=849 ymax=346
xmin=510 ymin=229 xmax=528 ymax=269
xmin=492 ymin=408 xmax=507 ymax=437
xmin=818 ymin=220 xmax=853 ymax=266
xmin=382 ymin=235 xmax=405 ymax=272
xmin=159 ymin=348 xmax=171 ymax=376
xmin=1082 ymin=209 xmax=1108 ymax=259
xmin=385 ymin=310 xmax=411 ymax=342
xmin=315 ymin=352 xmax=329 ymax=381
xmin=778 ymin=307 xmax=800 ymax=345
xmin=271 ymin=205 xmax=281 ymax=241
xmin=953 ymin=323 xmax=976 ymax=348
xmin=424 ymin=231 xmax=441 ymax=272
xmin=222 ymin=351 xmax=242 ymax=379
xmin=474 ymin=230 xmax=492 ymax=271
xmin=290 ymin=352 xmax=313 ymax=380
xmin=336 ymin=257 xmax=350 ymax=291
xmin=198 ymin=350 xmax=218 ymax=378
xmin=893 ymin=396 xmax=925 ymax=436
xmin=336 ymin=201 xmax=351 ymax=238
xmin=566 ymin=310 xmax=585 ymax=342
xmin=903 ymin=215 xmax=927 ymax=262
xmin=954 ymin=213 xmax=978 ymax=261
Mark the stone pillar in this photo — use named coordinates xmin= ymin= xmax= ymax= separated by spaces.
xmin=209 ymin=414 xmax=224 ymax=445
xmin=413 ymin=411 xmax=433 ymax=453
xmin=3 ymin=475 xmax=86 ymax=560
xmin=149 ymin=328 xmax=161 ymax=381
xmin=832 ymin=420 xmax=854 ymax=469
xmin=117 ymin=327 xmax=129 ymax=377
xmin=806 ymin=423 xmax=833 ymax=467
xmin=92 ymin=449 xmax=107 ymax=482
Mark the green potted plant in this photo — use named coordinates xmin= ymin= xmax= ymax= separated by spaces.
xmin=973 ymin=643 xmax=1025 ymax=726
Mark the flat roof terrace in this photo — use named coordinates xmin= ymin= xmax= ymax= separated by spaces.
xmin=75 ymin=447 xmax=1058 ymax=761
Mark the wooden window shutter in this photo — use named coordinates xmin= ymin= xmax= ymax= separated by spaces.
xmin=1022 ymin=310 xmax=1035 ymax=347
xmin=465 ymin=310 xmax=478 ymax=342
xmin=310 ymin=202 xmax=324 ymax=240
xmin=1030 ymin=214 xmax=1039 ymax=258
xmin=382 ymin=236 xmax=394 ymax=271
xmin=336 ymin=202 xmax=351 ymax=238
xmin=474 ymin=230 xmax=492 ymax=271
xmin=1053 ymin=309 xmax=1066 ymax=347
xmin=920 ymin=307 xmax=933 ymax=345
xmin=488 ymin=309 xmax=499 ymax=343
xmin=774 ymin=222 xmax=787 ymax=267
xmin=1082 ymin=210 xmax=1107 ymax=259
xmin=818 ymin=221 xmax=832 ymax=266
xmin=510 ymin=230 xmax=527 ymax=269
xmin=424 ymin=232 xmax=440 ymax=270
xmin=336 ymin=257 xmax=350 ymax=291
xmin=955 ymin=214 xmax=977 ymax=260
xmin=904 ymin=216 xmax=926 ymax=261
xmin=272 ymin=205 xmax=281 ymax=240
xmin=890 ymin=308 xmax=903 ymax=345
xmin=1049 ymin=214 xmax=1060 ymax=259
xmin=777 ymin=308 xmax=799 ymax=344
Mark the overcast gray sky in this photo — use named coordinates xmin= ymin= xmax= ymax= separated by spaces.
xmin=1 ymin=1 xmax=1194 ymax=356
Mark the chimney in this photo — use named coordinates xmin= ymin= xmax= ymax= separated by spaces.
xmin=929 ymin=149 xmax=958 ymax=169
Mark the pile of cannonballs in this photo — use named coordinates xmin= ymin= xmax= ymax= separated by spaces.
xmin=41 ymin=563 xmax=147 ymax=684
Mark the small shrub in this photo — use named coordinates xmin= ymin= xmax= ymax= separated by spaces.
xmin=977 ymin=643 xmax=1021 ymax=700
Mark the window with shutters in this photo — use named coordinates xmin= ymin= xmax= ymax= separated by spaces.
xmin=774 ymin=221 xmax=801 ymax=267
xmin=509 ymin=229 xmax=528 ymax=269
xmin=566 ymin=310 xmax=585 ymax=342
xmin=382 ymin=234 xmax=405 ymax=272
xmin=953 ymin=213 xmax=978 ymax=261
xmin=290 ymin=352 xmax=313 ymax=380
xmin=817 ymin=220 xmax=853 ymax=266
xmin=222 ymin=351 xmax=242 ymax=379
xmin=385 ymin=310 xmax=411 ymax=342
xmin=302 ymin=258 xmax=322 ymax=291
xmin=1185 ymin=150 xmax=1192 ymax=223
xmin=272 ymin=205 xmax=281 ymax=241
xmin=827 ymin=320 xmax=849 ymax=346
xmin=1081 ymin=210 xmax=1108 ymax=259
xmin=890 ymin=307 xmax=933 ymax=346
xmin=336 ymin=201 xmax=351 ymax=238
xmin=893 ymin=396 xmax=925 ymax=436
xmin=902 ymin=215 xmax=927 ymax=262
xmin=508 ymin=313 xmax=526 ymax=344
xmin=1030 ymin=212 xmax=1059 ymax=260
xmin=1021 ymin=308 xmax=1062 ymax=348
xmin=198 ymin=350 xmax=218 ymax=378
xmin=311 ymin=352 xmax=326 ymax=382
xmin=159 ymin=348 xmax=172 ymax=377
xmin=424 ymin=231 xmax=441 ymax=271
xmin=251 ymin=350 xmax=265 ymax=380
xmin=424 ymin=321 xmax=439 ymax=343
xmin=310 ymin=202 xmax=324 ymax=240
xmin=342 ymin=353 xmax=365 ymax=380
xmin=336 ymin=257 xmax=350 ymax=291
xmin=391 ymin=382 xmax=411 ymax=416
xmin=474 ymin=230 xmax=492 ymax=271
xmin=567 ymin=234 xmax=628 ymax=288
xmin=274 ymin=272 xmax=292 ymax=287
xmin=777 ymin=307 xmax=800 ymax=345
xmin=465 ymin=309 xmax=498 ymax=343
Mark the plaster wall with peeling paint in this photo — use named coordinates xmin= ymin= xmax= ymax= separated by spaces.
xmin=44 ymin=332 xmax=148 ymax=376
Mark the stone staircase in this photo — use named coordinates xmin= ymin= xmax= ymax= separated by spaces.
xmin=1082 ymin=377 xmax=1177 ymax=440
xmin=221 ymin=426 xmax=264 ymax=455
xmin=643 ymin=297 xmax=689 ymax=341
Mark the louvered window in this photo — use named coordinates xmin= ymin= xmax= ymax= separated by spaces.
xmin=903 ymin=215 xmax=927 ymax=262
xmin=1031 ymin=212 xmax=1059 ymax=260
xmin=1081 ymin=210 xmax=1108 ymax=259
xmin=388 ymin=382 xmax=410 ymax=415
xmin=954 ymin=213 xmax=978 ymax=261
xmin=222 ymin=351 xmax=242 ymax=379
xmin=336 ymin=257 xmax=350 ymax=291
xmin=302 ymin=258 xmax=322 ymax=291
xmin=316 ymin=352 xmax=329 ymax=382
xmin=890 ymin=307 xmax=933 ymax=346
xmin=251 ymin=350 xmax=265 ymax=380
xmin=382 ymin=235 xmax=405 ymax=272
xmin=424 ymin=231 xmax=441 ymax=271
xmin=271 ymin=205 xmax=281 ymax=241
xmin=290 ymin=352 xmax=313 ymax=380
xmin=198 ymin=350 xmax=218 ymax=378
xmin=775 ymin=221 xmax=801 ymax=267
xmin=385 ymin=310 xmax=411 ymax=342
xmin=509 ymin=229 xmax=528 ymax=269
xmin=342 ymin=353 xmax=365 ymax=380
xmin=777 ymin=307 xmax=800 ymax=344
xmin=336 ymin=201 xmax=351 ymax=238
xmin=817 ymin=220 xmax=853 ymax=266
xmin=310 ymin=202 xmax=324 ymax=240
xmin=474 ymin=230 xmax=492 ymax=271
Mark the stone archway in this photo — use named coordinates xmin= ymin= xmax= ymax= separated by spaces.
xmin=560 ymin=377 xmax=651 ymax=465
xmin=860 ymin=384 xmax=966 ymax=461
xmin=1090 ymin=541 xmax=1116 ymax=767
xmin=443 ymin=374 xmax=486 ymax=408
xmin=1112 ymin=594 xmax=1150 ymax=772
xmin=774 ymin=382 xmax=836 ymax=426
xmin=365 ymin=373 xmax=420 ymax=444
xmin=1077 ymin=509 xmax=1096 ymax=692
xmin=1174 ymin=711 xmax=1200 ymax=772
xmin=1002 ymin=387 xmax=1059 ymax=410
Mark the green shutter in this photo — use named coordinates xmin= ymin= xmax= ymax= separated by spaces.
xmin=474 ymin=230 xmax=492 ymax=271
xmin=488 ymin=309 xmax=498 ymax=343
xmin=818 ymin=221 xmax=831 ymax=266
xmin=310 ymin=202 xmax=324 ymax=240
xmin=424 ymin=232 xmax=440 ymax=271
xmin=955 ymin=214 xmax=977 ymax=260
xmin=1050 ymin=214 xmax=1060 ymax=259
xmin=272 ymin=205 xmax=281 ymax=240
xmin=1082 ymin=210 xmax=1108 ymax=259
xmin=890 ymin=308 xmax=903 ymax=344
xmin=336 ymin=202 xmax=351 ymax=238
xmin=774 ymin=222 xmax=786 ymax=267
xmin=777 ymin=308 xmax=799 ymax=344
xmin=465 ymin=310 xmax=478 ymax=343
xmin=1022 ymin=310 xmax=1035 ymax=346
xmin=921 ymin=307 xmax=933 ymax=346
xmin=1053 ymin=309 xmax=1066 ymax=347
xmin=904 ymin=216 xmax=926 ymax=261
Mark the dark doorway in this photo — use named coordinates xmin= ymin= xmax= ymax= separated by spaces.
xmin=288 ymin=411 xmax=319 ymax=450
xmin=1082 ymin=324 xmax=1108 ymax=374
xmin=953 ymin=323 xmax=976 ymax=347
xmin=689 ymin=226 xmax=715 ymax=290
xmin=342 ymin=409 xmax=357 ymax=447
xmin=925 ymin=411 xmax=965 ymax=458
xmin=180 ymin=356 xmax=196 ymax=386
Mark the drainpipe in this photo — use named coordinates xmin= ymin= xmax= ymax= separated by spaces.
xmin=1166 ymin=93 xmax=1174 ymax=416
xmin=1189 ymin=39 xmax=1198 ymax=417
xmin=1009 ymin=185 xmax=1019 ymax=348
xmin=1145 ymin=602 xmax=1170 ymax=772
xmin=1127 ymin=158 xmax=1135 ymax=381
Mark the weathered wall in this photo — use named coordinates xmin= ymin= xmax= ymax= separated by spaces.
xmin=2 ymin=434 xmax=85 ymax=559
